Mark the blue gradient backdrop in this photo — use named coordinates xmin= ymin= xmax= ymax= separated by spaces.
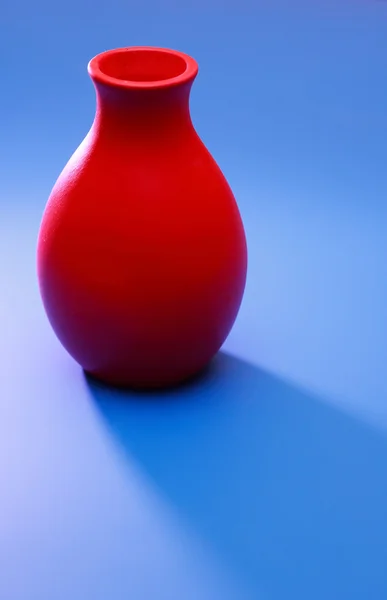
xmin=1 ymin=1 xmax=387 ymax=598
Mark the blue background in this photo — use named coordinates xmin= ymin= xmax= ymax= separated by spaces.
xmin=1 ymin=1 xmax=387 ymax=598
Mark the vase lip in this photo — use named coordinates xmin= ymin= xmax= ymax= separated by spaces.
xmin=88 ymin=46 xmax=198 ymax=91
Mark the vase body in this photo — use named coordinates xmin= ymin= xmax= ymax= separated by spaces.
xmin=37 ymin=47 xmax=247 ymax=388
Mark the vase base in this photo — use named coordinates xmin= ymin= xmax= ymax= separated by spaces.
xmin=83 ymin=361 xmax=213 ymax=393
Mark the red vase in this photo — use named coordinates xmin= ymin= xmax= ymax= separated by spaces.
xmin=37 ymin=47 xmax=247 ymax=389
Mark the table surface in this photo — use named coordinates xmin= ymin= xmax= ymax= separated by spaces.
xmin=1 ymin=2 xmax=387 ymax=599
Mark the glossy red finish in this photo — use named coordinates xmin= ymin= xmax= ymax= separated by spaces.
xmin=37 ymin=47 xmax=247 ymax=388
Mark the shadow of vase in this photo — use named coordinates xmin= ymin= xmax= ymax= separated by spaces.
xmin=85 ymin=351 xmax=387 ymax=600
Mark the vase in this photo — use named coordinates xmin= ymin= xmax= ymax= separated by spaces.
xmin=37 ymin=46 xmax=247 ymax=389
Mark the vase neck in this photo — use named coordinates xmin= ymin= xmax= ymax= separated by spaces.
xmin=88 ymin=47 xmax=198 ymax=138
xmin=93 ymin=81 xmax=193 ymax=136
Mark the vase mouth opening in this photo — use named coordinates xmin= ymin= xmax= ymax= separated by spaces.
xmin=88 ymin=47 xmax=198 ymax=90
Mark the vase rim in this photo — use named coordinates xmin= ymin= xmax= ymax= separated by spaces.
xmin=88 ymin=46 xmax=198 ymax=90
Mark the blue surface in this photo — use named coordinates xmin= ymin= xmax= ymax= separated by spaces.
xmin=1 ymin=2 xmax=387 ymax=598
